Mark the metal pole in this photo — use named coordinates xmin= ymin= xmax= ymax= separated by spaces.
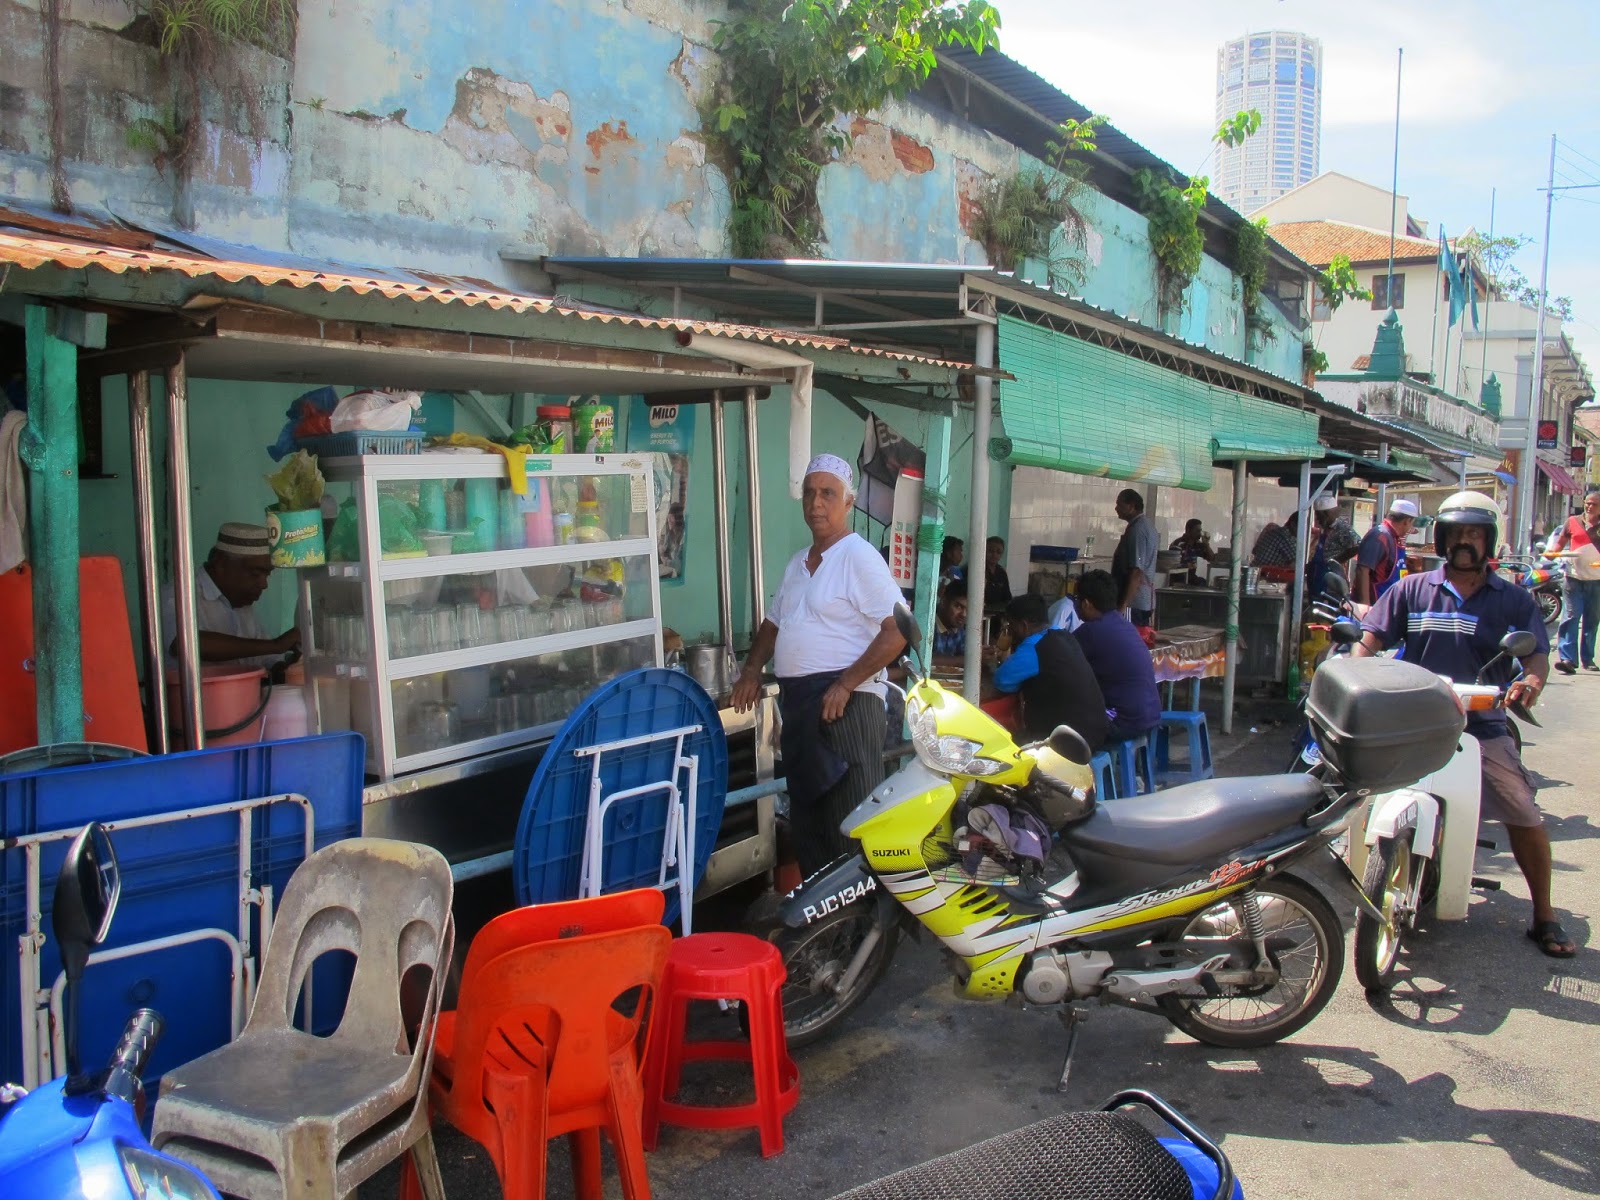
xmin=1288 ymin=459 xmax=1311 ymax=669
xmin=743 ymin=386 xmax=766 ymax=630
xmin=128 ymin=371 xmax=169 ymax=754
xmin=1222 ymin=460 xmax=1247 ymax=734
xmin=166 ymin=354 xmax=205 ymax=749
xmin=1516 ymin=135 xmax=1557 ymax=556
xmin=709 ymin=390 xmax=734 ymax=650
xmin=963 ymin=321 xmax=996 ymax=704
xmin=1375 ymin=441 xmax=1389 ymax=517
xmin=1385 ymin=48 xmax=1403 ymax=297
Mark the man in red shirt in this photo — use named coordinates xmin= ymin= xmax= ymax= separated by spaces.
xmin=1351 ymin=498 xmax=1418 ymax=605
xmin=1547 ymin=489 xmax=1600 ymax=673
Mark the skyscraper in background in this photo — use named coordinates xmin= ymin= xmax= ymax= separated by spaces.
xmin=1214 ymin=31 xmax=1322 ymax=214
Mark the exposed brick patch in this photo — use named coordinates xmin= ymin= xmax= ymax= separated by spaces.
xmin=585 ymin=120 xmax=634 ymax=159
xmin=890 ymin=130 xmax=934 ymax=174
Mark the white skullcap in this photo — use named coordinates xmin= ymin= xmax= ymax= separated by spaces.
xmin=1313 ymin=496 xmax=1339 ymax=512
xmin=1388 ymin=499 xmax=1419 ymax=518
xmin=805 ymin=453 xmax=854 ymax=493
xmin=214 ymin=522 xmax=272 ymax=558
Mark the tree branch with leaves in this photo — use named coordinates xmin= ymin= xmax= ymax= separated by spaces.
xmin=706 ymin=0 xmax=1000 ymax=257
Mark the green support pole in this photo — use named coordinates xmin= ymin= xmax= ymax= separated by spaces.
xmin=914 ymin=411 xmax=953 ymax=664
xmin=20 ymin=304 xmax=84 ymax=744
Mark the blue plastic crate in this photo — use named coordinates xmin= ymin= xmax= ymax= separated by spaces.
xmin=0 ymin=734 xmax=365 ymax=1087
xmin=297 ymin=430 xmax=425 ymax=457
xmin=1029 ymin=544 xmax=1079 ymax=563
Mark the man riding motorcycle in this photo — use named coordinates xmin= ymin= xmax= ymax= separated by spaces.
xmin=1352 ymin=490 xmax=1577 ymax=959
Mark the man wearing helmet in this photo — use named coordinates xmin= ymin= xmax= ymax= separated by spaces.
xmin=1354 ymin=491 xmax=1576 ymax=958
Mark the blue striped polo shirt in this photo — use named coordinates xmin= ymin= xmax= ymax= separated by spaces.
xmin=1360 ymin=567 xmax=1549 ymax=737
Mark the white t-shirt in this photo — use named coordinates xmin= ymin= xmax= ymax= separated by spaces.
xmin=160 ymin=566 xmax=275 ymax=670
xmin=768 ymin=532 xmax=903 ymax=696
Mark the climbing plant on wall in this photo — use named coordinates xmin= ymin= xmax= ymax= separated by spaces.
xmin=123 ymin=0 xmax=297 ymax=224
xmin=969 ymin=116 xmax=1104 ymax=289
xmin=1233 ymin=215 xmax=1273 ymax=345
xmin=706 ymin=0 xmax=1000 ymax=257
xmin=1131 ymin=168 xmax=1204 ymax=318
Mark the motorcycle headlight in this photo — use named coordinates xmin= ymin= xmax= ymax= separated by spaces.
xmin=120 ymin=1144 xmax=217 ymax=1200
xmin=910 ymin=705 xmax=1007 ymax=776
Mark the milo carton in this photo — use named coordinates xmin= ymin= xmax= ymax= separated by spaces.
xmin=572 ymin=400 xmax=615 ymax=453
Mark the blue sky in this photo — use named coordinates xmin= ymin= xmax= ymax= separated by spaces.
xmin=995 ymin=0 xmax=1600 ymax=354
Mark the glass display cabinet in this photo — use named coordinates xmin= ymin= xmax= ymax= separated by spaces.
xmin=300 ymin=453 xmax=662 ymax=779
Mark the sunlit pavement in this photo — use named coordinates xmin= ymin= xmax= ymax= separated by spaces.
xmin=420 ymin=679 xmax=1598 ymax=1199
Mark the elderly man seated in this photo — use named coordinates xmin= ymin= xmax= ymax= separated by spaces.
xmin=991 ymin=594 xmax=1110 ymax=749
xmin=1071 ymin=570 xmax=1162 ymax=742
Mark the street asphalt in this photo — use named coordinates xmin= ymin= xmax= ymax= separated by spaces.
xmin=418 ymin=676 xmax=1599 ymax=1199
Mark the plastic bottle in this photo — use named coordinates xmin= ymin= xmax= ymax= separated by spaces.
xmin=574 ymin=499 xmax=606 ymax=544
xmin=553 ymin=511 xmax=575 ymax=545
xmin=536 ymin=405 xmax=573 ymax=454
xmin=522 ymin=478 xmax=555 ymax=547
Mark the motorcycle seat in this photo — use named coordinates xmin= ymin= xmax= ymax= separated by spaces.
xmin=1062 ymin=774 xmax=1326 ymax=868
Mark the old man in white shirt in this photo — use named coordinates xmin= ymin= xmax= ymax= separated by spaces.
xmin=732 ymin=453 xmax=907 ymax=872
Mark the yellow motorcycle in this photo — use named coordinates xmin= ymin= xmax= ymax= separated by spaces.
xmin=767 ymin=607 xmax=1461 ymax=1087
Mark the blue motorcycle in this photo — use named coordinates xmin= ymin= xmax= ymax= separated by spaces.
xmin=0 ymin=823 xmax=220 ymax=1200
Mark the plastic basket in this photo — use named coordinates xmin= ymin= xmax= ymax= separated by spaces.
xmin=1029 ymin=545 xmax=1079 ymax=563
xmin=297 ymin=430 xmax=425 ymax=457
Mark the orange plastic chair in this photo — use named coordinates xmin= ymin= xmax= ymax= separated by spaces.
xmin=405 ymin=891 xmax=669 ymax=1200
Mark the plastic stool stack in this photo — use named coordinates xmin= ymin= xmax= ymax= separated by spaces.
xmin=1107 ymin=733 xmax=1154 ymax=798
xmin=642 ymin=932 xmax=799 ymax=1157
xmin=1154 ymin=711 xmax=1213 ymax=786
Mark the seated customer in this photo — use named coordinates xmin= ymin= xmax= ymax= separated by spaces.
xmin=933 ymin=579 xmax=968 ymax=662
xmin=1071 ymin=570 xmax=1162 ymax=742
xmin=992 ymin=594 xmax=1110 ymax=750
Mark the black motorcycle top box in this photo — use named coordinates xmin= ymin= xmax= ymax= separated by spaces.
xmin=1305 ymin=657 xmax=1465 ymax=792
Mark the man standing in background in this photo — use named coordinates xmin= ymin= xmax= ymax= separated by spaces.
xmin=1351 ymin=499 xmax=1418 ymax=605
xmin=1547 ymin=489 xmax=1600 ymax=673
xmin=1112 ymin=489 xmax=1158 ymax=628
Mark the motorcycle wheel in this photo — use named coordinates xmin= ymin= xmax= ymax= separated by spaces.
xmin=766 ymin=906 xmax=901 ymax=1049
xmin=1537 ymin=588 xmax=1562 ymax=630
xmin=1353 ymin=836 xmax=1413 ymax=992
xmin=1158 ymin=875 xmax=1342 ymax=1049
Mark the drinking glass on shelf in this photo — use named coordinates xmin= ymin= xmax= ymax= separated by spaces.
xmin=386 ymin=612 xmax=414 ymax=659
xmin=456 ymin=602 xmax=486 ymax=648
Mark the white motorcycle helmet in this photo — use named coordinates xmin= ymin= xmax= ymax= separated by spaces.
xmin=1432 ymin=490 xmax=1501 ymax=562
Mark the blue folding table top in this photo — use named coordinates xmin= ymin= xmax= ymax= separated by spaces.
xmin=514 ymin=669 xmax=728 ymax=926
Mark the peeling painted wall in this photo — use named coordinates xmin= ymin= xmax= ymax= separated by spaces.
xmin=2 ymin=0 xmax=1303 ymax=383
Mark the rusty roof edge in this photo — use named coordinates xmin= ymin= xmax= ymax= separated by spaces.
xmin=0 ymin=229 xmax=974 ymax=373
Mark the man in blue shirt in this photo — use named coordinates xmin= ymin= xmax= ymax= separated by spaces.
xmin=1356 ymin=490 xmax=1574 ymax=958
xmin=1072 ymin=570 xmax=1162 ymax=741
xmin=993 ymin=594 xmax=1109 ymax=748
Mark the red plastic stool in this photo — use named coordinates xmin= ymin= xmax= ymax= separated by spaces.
xmin=642 ymin=932 xmax=799 ymax=1157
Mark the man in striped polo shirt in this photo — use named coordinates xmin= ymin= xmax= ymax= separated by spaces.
xmin=1355 ymin=491 xmax=1575 ymax=958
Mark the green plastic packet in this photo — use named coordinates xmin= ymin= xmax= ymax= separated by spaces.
xmin=265 ymin=450 xmax=325 ymax=511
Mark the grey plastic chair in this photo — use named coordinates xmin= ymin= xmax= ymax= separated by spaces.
xmin=151 ymin=837 xmax=455 ymax=1200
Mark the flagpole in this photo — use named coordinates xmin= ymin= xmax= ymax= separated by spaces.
xmin=1478 ymin=188 xmax=1495 ymax=396
xmin=1515 ymin=135 xmax=1558 ymax=556
xmin=1385 ymin=49 xmax=1403 ymax=313
xmin=1440 ymin=232 xmax=1452 ymax=382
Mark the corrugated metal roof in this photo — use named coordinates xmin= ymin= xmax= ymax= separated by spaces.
xmin=543 ymin=257 xmax=1312 ymax=402
xmin=0 ymin=224 xmax=970 ymax=371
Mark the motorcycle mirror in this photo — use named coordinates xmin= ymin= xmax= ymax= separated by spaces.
xmin=1328 ymin=619 xmax=1364 ymax=645
xmin=1501 ymin=630 xmax=1538 ymax=659
xmin=893 ymin=601 xmax=923 ymax=652
xmin=1322 ymin=570 xmax=1349 ymax=599
xmin=52 ymin=822 xmax=119 ymax=1091
xmin=1048 ymin=725 xmax=1093 ymax=765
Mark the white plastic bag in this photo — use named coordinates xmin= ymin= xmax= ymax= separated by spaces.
xmin=330 ymin=390 xmax=422 ymax=433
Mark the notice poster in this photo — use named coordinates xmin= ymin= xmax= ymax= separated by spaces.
xmin=626 ymin=398 xmax=695 ymax=585
xmin=888 ymin=468 xmax=925 ymax=588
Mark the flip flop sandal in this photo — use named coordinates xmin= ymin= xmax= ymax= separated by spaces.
xmin=1527 ymin=920 xmax=1577 ymax=958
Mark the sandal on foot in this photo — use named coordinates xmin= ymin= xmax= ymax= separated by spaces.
xmin=1527 ymin=920 xmax=1578 ymax=958
xmin=1555 ymin=661 xmax=1577 ymax=675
